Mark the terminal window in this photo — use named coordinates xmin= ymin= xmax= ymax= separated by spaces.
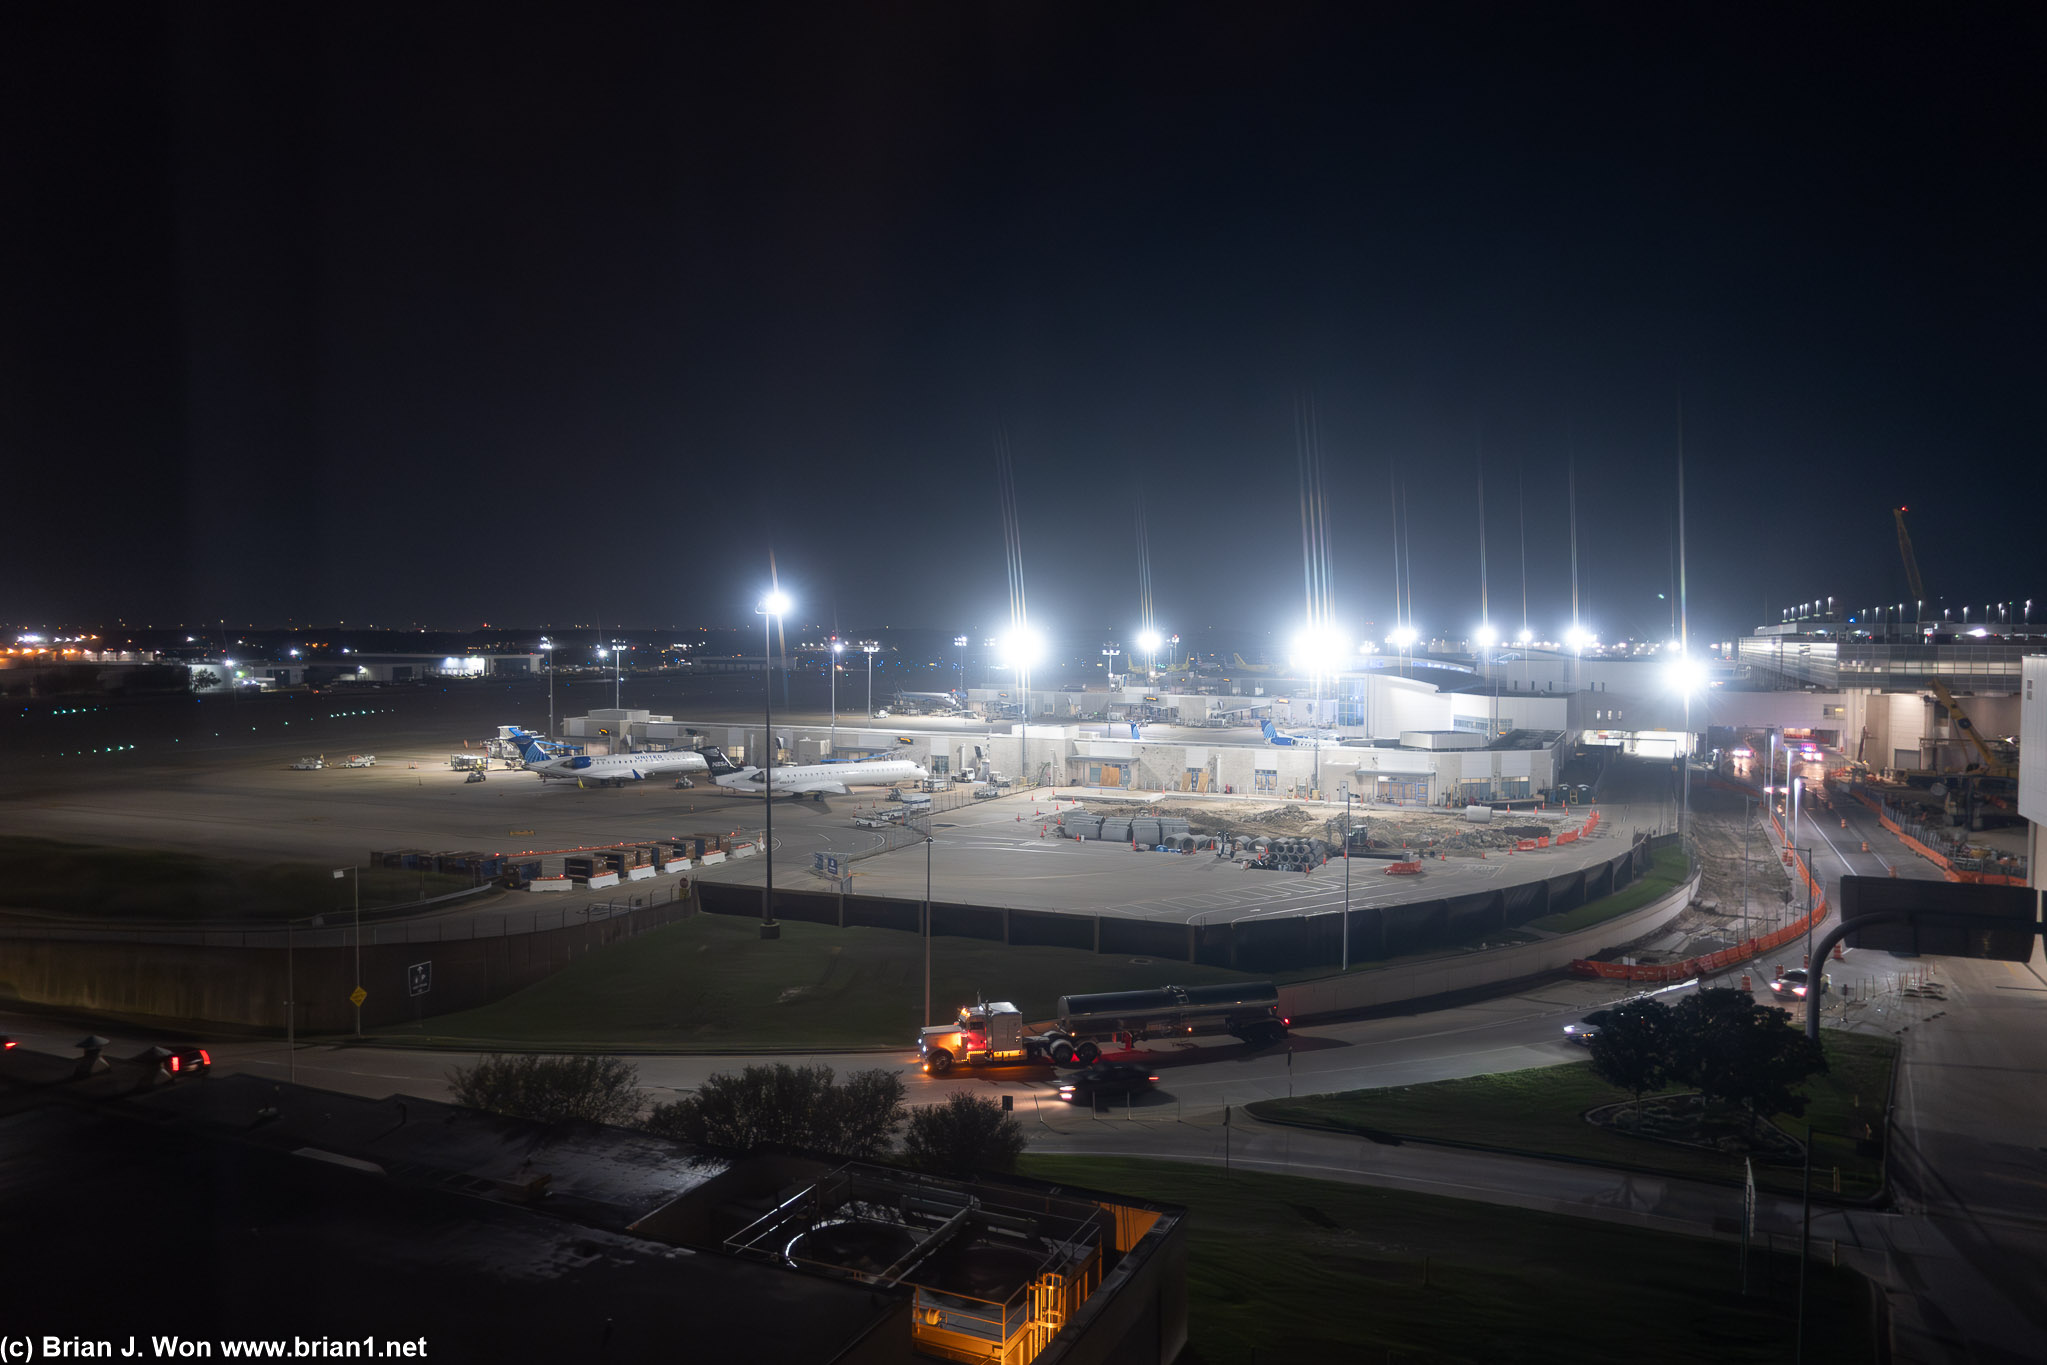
xmin=1254 ymin=768 xmax=1278 ymax=793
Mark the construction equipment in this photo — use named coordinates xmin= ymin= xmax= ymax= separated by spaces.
xmin=1892 ymin=506 xmax=2014 ymax=778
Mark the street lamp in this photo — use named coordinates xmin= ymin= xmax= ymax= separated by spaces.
xmin=597 ymin=644 xmax=623 ymax=711
xmin=954 ymin=635 xmax=968 ymax=698
xmin=829 ymin=637 xmax=844 ymax=756
xmin=862 ymin=641 xmax=880 ymax=716
xmin=757 ymin=589 xmax=791 ymax=940
xmin=332 ymin=865 xmax=360 ymax=1036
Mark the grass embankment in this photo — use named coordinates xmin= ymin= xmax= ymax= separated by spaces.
xmin=1528 ymin=843 xmax=1691 ymax=934
xmin=404 ymin=912 xmax=1262 ymax=1049
xmin=1250 ymin=1030 xmax=1897 ymax=1199
xmin=0 ymin=836 xmax=471 ymax=921
xmin=1017 ymin=1156 xmax=1873 ymax=1364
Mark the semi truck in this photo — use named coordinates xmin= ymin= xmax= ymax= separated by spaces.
xmin=917 ymin=982 xmax=1289 ymax=1073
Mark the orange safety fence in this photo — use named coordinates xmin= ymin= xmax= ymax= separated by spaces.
xmin=1384 ymin=860 xmax=1424 ymax=875
xmin=1570 ymin=809 xmax=1829 ymax=982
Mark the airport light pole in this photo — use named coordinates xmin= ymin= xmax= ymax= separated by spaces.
xmin=862 ymin=641 xmax=880 ymax=716
xmin=829 ymin=638 xmax=843 ymax=757
xmin=540 ymin=638 xmax=554 ymax=740
xmin=1137 ymin=628 xmax=1162 ymax=684
xmin=758 ymin=590 xmax=791 ymax=940
xmin=954 ymin=635 xmax=968 ymax=698
xmin=1000 ymin=625 xmax=1045 ymax=788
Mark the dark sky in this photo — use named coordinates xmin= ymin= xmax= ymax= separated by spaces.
xmin=5 ymin=4 xmax=2042 ymax=646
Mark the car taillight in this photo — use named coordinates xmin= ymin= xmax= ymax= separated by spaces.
xmin=167 ymin=1056 xmax=181 ymax=1072
xmin=1148 ymin=1076 xmax=1159 ymax=1082
xmin=1 ymin=1040 xmax=15 ymax=1050
xmin=1282 ymin=1018 xmax=1291 ymax=1027
xmin=198 ymin=1050 xmax=211 ymax=1066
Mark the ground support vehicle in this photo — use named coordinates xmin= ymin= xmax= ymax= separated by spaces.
xmin=917 ymin=983 xmax=1288 ymax=1073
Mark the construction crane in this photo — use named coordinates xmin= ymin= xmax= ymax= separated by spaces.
xmin=1893 ymin=506 xmax=2014 ymax=777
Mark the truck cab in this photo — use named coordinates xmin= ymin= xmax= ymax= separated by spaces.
xmin=918 ymin=1000 xmax=1026 ymax=1073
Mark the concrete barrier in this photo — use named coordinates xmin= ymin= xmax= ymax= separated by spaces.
xmin=625 ymin=865 xmax=656 ymax=881
xmin=730 ymin=842 xmax=758 ymax=859
xmin=700 ymin=850 xmax=727 ymax=866
xmin=1277 ymin=870 xmax=1701 ymax=1021
xmin=527 ymin=877 xmax=572 ymax=893
xmin=660 ymin=858 xmax=693 ymax=874
xmin=583 ymin=872 xmax=621 ymax=890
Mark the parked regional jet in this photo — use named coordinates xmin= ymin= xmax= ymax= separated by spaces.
xmin=509 ymin=728 xmax=726 ymax=787
xmin=715 ymin=757 xmax=929 ymax=800
xmin=1261 ymin=720 xmax=1346 ymax=749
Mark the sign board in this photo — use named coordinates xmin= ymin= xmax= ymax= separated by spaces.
xmin=811 ymin=852 xmax=843 ymax=878
xmin=349 ymin=985 xmax=367 ymax=1008
xmin=1839 ymin=875 xmax=2038 ymax=961
xmin=408 ymin=962 xmax=433 ymax=998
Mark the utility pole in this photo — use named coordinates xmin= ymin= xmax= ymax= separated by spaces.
xmin=924 ymin=835 xmax=934 ymax=1026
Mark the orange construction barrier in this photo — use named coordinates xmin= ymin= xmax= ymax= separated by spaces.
xmin=1385 ymin=860 xmax=1423 ymax=875
xmin=1517 ymin=839 xmax=1538 ymax=851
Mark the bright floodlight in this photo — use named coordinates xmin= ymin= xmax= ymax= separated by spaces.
xmin=999 ymin=624 xmax=1045 ymax=669
xmin=1474 ymin=623 xmax=1497 ymax=649
xmin=832 ymin=639 xmax=845 ymax=654
xmin=1385 ymin=625 xmax=1418 ymax=650
xmin=1666 ymin=654 xmax=1708 ymax=696
xmin=1289 ymin=624 xmax=1348 ymax=675
xmin=1136 ymin=629 xmax=1163 ymax=655
xmin=760 ymin=589 xmax=792 ymax=616
xmin=1518 ymin=628 xmax=1532 ymax=645
xmin=1565 ymin=625 xmax=1592 ymax=651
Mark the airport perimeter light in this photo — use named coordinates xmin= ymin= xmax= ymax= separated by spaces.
xmin=1473 ymin=623 xmax=1497 ymax=650
xmin=861 ymin=640 xmax=880 ymax=716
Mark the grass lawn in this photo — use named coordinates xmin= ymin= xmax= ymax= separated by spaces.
xmin=400 ymin=911 xmax=1263 ymax=1049
xmin=1017 ymin=1155 xmax=1874 ymax=1364
xmin=1249 ymin=1030 xmax=1897 ymax=1199
xmin=0 ymin=836 xmax=472 ymax=920
xmin=1528 ymin=843 xmax=1691 ymax=933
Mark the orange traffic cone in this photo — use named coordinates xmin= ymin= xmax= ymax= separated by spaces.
xmin=1832 ymin=941 xmax=1844 ymax=960
xmin=1741 ymin=973 xmax=1753 ymax=992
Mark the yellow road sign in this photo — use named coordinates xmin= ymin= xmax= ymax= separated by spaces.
xmin=349 ymin=986 xmax=367 ymax=1008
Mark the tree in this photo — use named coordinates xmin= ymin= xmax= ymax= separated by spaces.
xmin=642 ymin=1064 xmax=905 ymax=1159
xmin=188 ymin=669 xmax=220 ymax=692
xmin=1587 ymin=1000 xmax=1674 ymax=1105
xmin=899 ymin=1093 xmax=1027 ymax=1178
xmin=1670 ymin=988 xmax=1829 ymax=1121
xmin=447 ymin=1053 xmax=645 ymax=1127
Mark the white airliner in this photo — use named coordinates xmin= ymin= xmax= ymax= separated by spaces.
xmin=715 ymin=757 xmax=928 ymax=800
xmin=509 ymin=729 xmax=722 ymax=787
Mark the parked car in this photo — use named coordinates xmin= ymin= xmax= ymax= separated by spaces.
xmin=1768 ymin=968 xmax=1829 ymax=1000
xmin=159 ymin=1044 xmax=212 ymax=1078
xmin=1056 ymin=1063 xmax=1159 ymax=1103
xmin=1562 ymin=1009 xmax=1612 ymax=1045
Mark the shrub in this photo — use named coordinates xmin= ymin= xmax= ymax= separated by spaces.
xmin=447 ymin=1053 xmax=645 ymax=1126
xmin=898 ymin=1093 xmax=1027 ymax=1178
xmin=642 ymin=1064 xmax=905 ymax=1159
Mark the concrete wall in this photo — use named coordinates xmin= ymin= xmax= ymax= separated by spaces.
xmin=0 ymin=895 xmax=698 ymax=1033
xmin=1276 ymin=868 xmax=1700 ymax=1021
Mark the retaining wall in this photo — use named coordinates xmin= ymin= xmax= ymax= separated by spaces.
xmin=0 ymin=893 xmax=698 ymax=1033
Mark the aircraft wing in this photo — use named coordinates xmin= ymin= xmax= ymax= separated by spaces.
xmin=775 ymin=777 xmax=850 ymax=796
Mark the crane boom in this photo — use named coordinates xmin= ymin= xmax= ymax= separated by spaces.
xmin=1891 ymin=506 xmax=2009 ymax=776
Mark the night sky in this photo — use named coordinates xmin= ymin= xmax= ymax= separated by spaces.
xmin=5 ymin=5 xmax=2042 ymax=647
